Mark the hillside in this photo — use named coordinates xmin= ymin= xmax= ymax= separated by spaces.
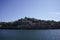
xmin=0 ymin=17 xmax=60 ymax=29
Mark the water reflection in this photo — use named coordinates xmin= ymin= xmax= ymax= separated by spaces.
xmin=0 ymin=30 xmax=60 ymax=40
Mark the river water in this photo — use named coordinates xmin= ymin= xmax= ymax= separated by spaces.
xmin=0 ymin=29 xmax=60 ymax=40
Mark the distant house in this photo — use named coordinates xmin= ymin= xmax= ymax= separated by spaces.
xmin=21 ymin=19 xmax=32 ymax=24
xmin=17 ymin=25 xmax=21 ymax=28
xmin=0 ymin=25 xmax=2 ymax=27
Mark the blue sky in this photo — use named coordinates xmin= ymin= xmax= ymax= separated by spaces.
xmin=0 ymin=0 xmax=60 ymax=22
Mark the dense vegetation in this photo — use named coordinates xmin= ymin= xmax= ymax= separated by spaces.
xmin=0 ymin=17 xmax=60 ymax=29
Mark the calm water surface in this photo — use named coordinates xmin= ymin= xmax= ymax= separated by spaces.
xmin=0 ymin=29 xmax=60 ymax=40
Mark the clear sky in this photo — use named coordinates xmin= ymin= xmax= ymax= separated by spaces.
xmin=0 ymin=0 xmax=60 ymax=22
